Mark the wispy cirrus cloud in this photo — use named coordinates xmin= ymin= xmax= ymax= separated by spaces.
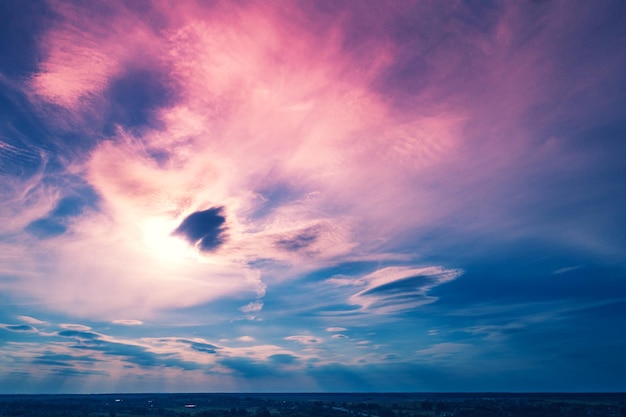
xmin=3 ymin=0 xmax=467 ymax=321
xmin=28 ymin=1 xmax=163 ymax=114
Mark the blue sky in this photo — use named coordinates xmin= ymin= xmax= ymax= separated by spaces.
xmin=1 ymin=0 xmax=626 ymax=393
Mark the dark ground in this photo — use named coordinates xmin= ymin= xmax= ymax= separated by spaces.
xmin=0 ymin=392 xmax=625 ymax=417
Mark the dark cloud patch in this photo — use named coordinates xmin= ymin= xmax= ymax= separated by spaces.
xmin=268 ymin=354 xmax=299 ymax=365
xmin=57 ymin=330 xmax=101 ymax=340
xmin=91 ymin=342 xmax=170 ymax=368
xmin=217 ymin=354 xmax=299 ymax=378
xmin=29 ymin=353 xmax=107 ymax=377
xmin=165 ymin=338 xmax=220 ymax=354
xmin=49 ymin=367 xmax=109 ymax=377
xmin=34 ymin=353 xmax=100 ymax=365
xmin=187 ymin=341 xmax=219 ymax=355
xmin=145 ymin=147 xmax=171 ymax=167
xmin=61 ymin=333 xmax=204 ymax=371
xmin=33 ymin=359 xmax=72 ymax=367
xmin=218 ymin=357 xmax=275 ymax=378
xmin=173 ymin=207 xmax=227 ymax=251
xmin=2 ymin=324 xmax=37 ymax=332
xmin=275 ymin=227 xmax=319 ymax=252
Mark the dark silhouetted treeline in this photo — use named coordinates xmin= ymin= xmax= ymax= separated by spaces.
xmin=0 ymin=393 xmax=625 ymax=417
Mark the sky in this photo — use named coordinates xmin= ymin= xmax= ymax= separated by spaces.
xmin=1 ymin=0 xmax=626 ymax=394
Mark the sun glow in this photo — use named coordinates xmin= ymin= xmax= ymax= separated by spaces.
xmin=141 ymin=217 xmax=199 ymax=263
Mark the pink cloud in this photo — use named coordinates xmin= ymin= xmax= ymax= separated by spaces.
xmin=6 ymin=0 xmax=467 ymax=322
xmin=240 ymin=301 xmax=263 ymax=314
xmin=59 ymin=323 xmax=92 ymax=331
xmin=12 ymin=0 xmax=614 ymax=323
xmin=75 ymin=1 xmax=465 ymax=271
xmin=29 ymin=2 xmax=164 ymax=112
xmin=111 ymin=319 xmax=143 ymax=326
xmin=237 ymin=336 xmax=255 ymax=342
xmin=326 ymin=327 xmax=347 ymax=333
xmin=17 ymin=315 xmax=47 ymax=325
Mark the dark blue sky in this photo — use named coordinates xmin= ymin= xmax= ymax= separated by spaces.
xmin=1 ymin=0 xmax=626 ymax=393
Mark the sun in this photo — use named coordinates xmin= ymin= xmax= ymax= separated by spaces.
xmin=140 ymin=217 xmax=199 ymax=263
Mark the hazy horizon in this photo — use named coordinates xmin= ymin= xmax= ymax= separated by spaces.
xmin=1 ymin=0 xmax=626 ymax=394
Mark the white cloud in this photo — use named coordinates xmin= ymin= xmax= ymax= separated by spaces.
xmin=59 ymin=324 xmax=92 ymax=331
xmin=326 ymin=327 xmax=347 ymax=332
xmin=238 ymin=336 xmax=255 ymax=342
xmin=285 ymin=335 xmax=323 ymax=345
xmin=240 ymin=301 xmax=263 ymax=313
xmin=112 ymin=319 xmax=143 ymax=326
xmin=17 ymin=316 xmax=47 ymax=325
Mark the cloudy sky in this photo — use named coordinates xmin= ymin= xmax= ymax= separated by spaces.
xmin=1 ymin=0 xmax=626 ymax=393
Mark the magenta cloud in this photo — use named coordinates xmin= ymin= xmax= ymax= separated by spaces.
xmin=4 ymin=0 xmax=473 ymax=319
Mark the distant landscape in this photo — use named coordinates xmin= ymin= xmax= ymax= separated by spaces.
xmin=1 ymin=393 xmax=625 ymax=417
